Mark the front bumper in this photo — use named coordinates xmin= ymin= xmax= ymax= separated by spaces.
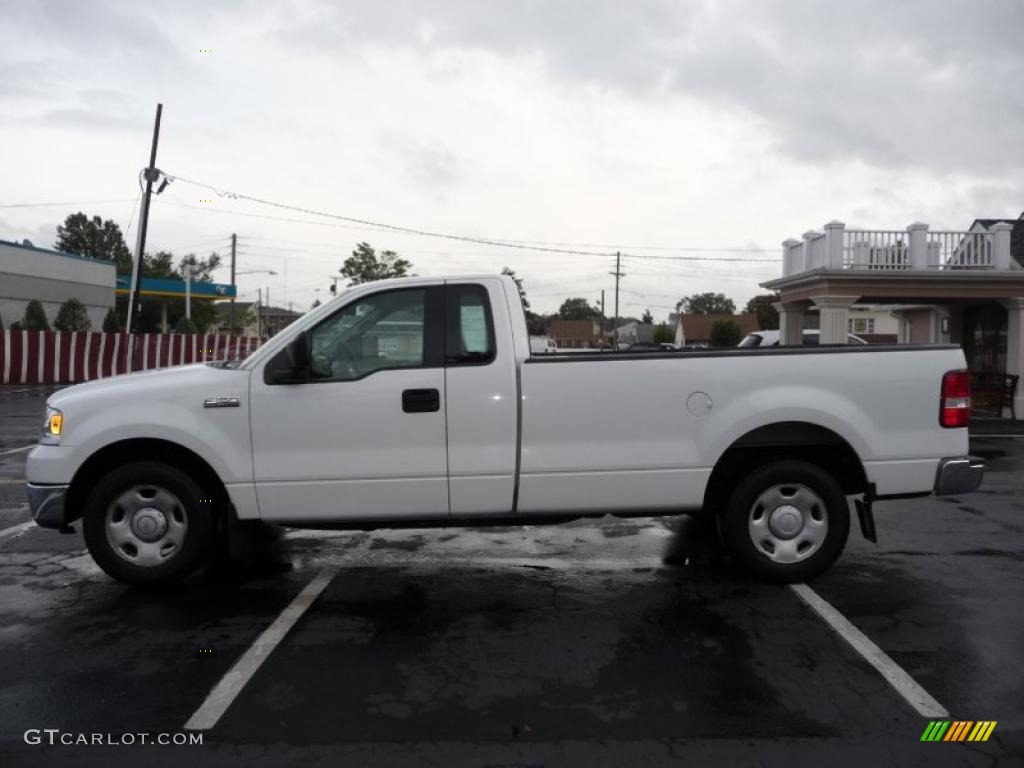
xmin=934 ymin=456 xmax=985 ymax=496
xmin=26 ymin=483 xmax=71 ymax=528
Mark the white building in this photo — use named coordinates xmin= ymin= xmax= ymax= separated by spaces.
xmin=0 ymin=239 xmax=115 ymax=329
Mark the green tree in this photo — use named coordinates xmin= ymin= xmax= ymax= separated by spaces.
xmin=641 ymin=309 xmax=654 ymax=325
xmin=653 ymin=323 xmax=674 ymax=344
xmin=102 ymin=307 xmax=122 ymax=333
xmin=53 ymin=298 xmax=91 ymax=331
xmin=710 ymin=319 xmax=743 ymax=347
xmin=340 ymin=242 xmax=413 ymax=285
xmin=526 ymin=313 xmax=548 ymax=335
xmin=143 ymin=250 xmax=177 ymax=278
xmin=744 ymin=294 xmax=779 ymax=330
xmin=174 ymin=315 xmax=197 ymax=334
xmin=22 ymin=300 xmax=50 ymax=331
xmin=557 ymin=297 xmax=602 ymax=321
xmin=54 ymin=212 xmax=133 ymax=272
xmin=501 ymin=267 xmax=531 ymax=311
xmin=678 ymin=292 xmax=736 ymax=315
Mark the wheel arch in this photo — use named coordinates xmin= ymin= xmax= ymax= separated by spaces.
xmin=66 ymin=438 xmax=231 ymax=524
xmin=702 ymin=421 xmax=868 ymax=516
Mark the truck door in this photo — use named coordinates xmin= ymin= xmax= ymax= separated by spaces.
xmin=444 ymin=281 xmax=519 ymax=515
xmin=249 ymin=285 xmax=449 ymax=521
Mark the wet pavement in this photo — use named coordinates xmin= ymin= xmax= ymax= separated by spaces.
xmin=0 ymin=384 xmax=1022 ymax=767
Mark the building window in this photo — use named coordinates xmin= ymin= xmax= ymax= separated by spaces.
xmin=849 ymin=317 xmax=875 ymax=334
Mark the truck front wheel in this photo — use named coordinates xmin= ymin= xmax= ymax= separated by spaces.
xmin=82 ymin=462 xmax=215 ymax=585
xmin=720 ymin=460 xmax=850 ymax=582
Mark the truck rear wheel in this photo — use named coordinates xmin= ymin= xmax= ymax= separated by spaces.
xmin=720 ymin=460 xmax=849 ymax=582
xmin=82 ymin=462 xmax=215 ymax=585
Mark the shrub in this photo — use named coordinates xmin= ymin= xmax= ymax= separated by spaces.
xmin=22 ymin=300 xmax=50 ymax=331
xmin=102 ymin=308 xmax=122 ymax=333
xmin=652 ymin=323 xmax=674 ymax=344
xmin=709 ymin=319 xmax=742 ymax=348
xmin=174 ymin=315 xmax=198 ymax=334
xmin=54 ymin=298 xmax=91 ymax=332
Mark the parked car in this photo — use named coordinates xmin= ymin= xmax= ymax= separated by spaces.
xmin=27 ymin=274 xmax=982 ymax=585
xmin=529 ymin=336 xmax=557 ymax=354
xmin=738 ymin=329 xmax=867 ymax=347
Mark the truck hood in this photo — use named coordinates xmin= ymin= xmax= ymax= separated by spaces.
xmin=49 ymin=364 xmax=250 ymax=413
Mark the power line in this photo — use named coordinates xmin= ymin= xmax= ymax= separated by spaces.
xmin=164 ymin=171 xmax=781 ymax=261
xmin=623 ymin=252 xmax=780 ymax=264
xmin=165 ymin=172 xmax=611 ymax=257
xmin=0 ymin=198 xmax=137 ymax=209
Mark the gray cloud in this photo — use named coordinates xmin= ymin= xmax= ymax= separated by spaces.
xmin=377 ymin=133 xmax=461 ymax=189
xmin=278 ymin=0 xmax=1024 ymax=175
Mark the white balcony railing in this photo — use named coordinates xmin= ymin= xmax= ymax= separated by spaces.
xmin=781 ymin=220 xmax=1015 ymax=276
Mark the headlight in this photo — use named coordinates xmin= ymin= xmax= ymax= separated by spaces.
xmin=41 ymin=407 xmax=63 ymax=445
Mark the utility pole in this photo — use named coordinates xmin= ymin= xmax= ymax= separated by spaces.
xmin=184 ymin=263 xmax=192 ymax=319
xmin=127 ymin=103 xmax=163 ymax=334
xmin=600 ymin=289 xmax=606 ymax=348
xmin=257 ymin=288 xmax=262 ymax=339
xmin=228 ymin=233 xmax=237 ymax=333
xmin=609 ymin=251 xmax=625 ymax=349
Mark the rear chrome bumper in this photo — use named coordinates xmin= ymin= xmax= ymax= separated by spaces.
xmin=26 ymin=483 xmax=71 ymax=528
xmin=934 ymin=456 xmax=985 ymax=496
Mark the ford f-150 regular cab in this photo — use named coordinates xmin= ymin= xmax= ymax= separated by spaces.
xmin=26 ymin=275 xmax=984 ymax=585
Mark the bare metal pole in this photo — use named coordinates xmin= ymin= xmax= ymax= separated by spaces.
xmin=127 ymin=103 xmax=163 ymax=334
xmin=228 ymin=233 xmax=237 ymax=333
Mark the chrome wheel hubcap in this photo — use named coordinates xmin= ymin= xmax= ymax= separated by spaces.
xmin=748 ymin=483 xmax=828 ymax=564
xmin=105 ymin=485 xmax=188 ymax=567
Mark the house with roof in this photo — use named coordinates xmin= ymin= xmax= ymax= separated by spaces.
xmin=615 ymin=320 xmax=656 ymax=346
xmin=674 ymin=313 xmax=760 ymax=347
xmin=546 ymin=319 xmax=603 ymax=349
xmin=764 ymin=213 xmax=1024 ymax=417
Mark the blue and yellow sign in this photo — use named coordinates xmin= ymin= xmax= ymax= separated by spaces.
xmin=115 ymin=276 xmax=236 ymax=300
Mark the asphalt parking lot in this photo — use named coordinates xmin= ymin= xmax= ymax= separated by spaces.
xmin=0 ymin=384 xmax=1021 ymax=767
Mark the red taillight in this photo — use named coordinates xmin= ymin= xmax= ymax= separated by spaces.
xmin=940 ymin=369 xmax=971 ymax=428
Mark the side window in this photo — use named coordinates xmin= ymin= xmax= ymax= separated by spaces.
xmin=309 ymin=288 xmax=431 ymax=381
xmin=446 ymin=284 xmax=496 ymax=366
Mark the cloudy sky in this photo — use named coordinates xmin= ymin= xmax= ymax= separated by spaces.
xmin=1 ymin=0 xmax=1021 ymax=319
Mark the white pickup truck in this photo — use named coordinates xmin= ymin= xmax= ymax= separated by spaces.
xmin=26 ymin=275 xmax=983 ymax=585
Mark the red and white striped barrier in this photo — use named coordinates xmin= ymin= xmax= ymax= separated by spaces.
xmin=0 ymin=331 xmax=263 ymax=385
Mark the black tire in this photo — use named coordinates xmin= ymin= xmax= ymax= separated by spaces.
xmin=82 ymin=461 xmax=215 ymax=585
xmin=719 ymin=460 xmax=850 ymax=582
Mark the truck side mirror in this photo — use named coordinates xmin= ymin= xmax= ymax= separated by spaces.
xmin=265 ymin=333 xmax=310 ymax=384
xmin=284 ymin=333 xmax=310 ymax=370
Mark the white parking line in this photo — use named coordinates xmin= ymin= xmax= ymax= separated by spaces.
xmin=0 ymin=519 xmax=35 ymax=543
xmin=0 ymin=445 xmax=34 ymax=456
xmin=790 ymin=583 xmax=949 ymax=718
xmin=184 ymin=565 xmax=339 ymax=731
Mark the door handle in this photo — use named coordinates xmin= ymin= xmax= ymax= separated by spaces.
xmin=402 ymin=388 xmax=440 ymax=413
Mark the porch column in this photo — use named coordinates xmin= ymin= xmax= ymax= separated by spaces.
xmin=812 ymin=296 xmax=859 ymax=344
xmin=907 ymin=222 xmax=929 ymax=270
xmin=891 ymin=310 xmax=908 ymax=343
xmin=775 ymin=301 xmax=806 ymax=345
xmin=993 ymin=223 xmax=1014 ymax=270
xmin=1003 ymin=298 xmax=1024 ymax=419
xmin=823 ymin=220 xmax=845 ymax=269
